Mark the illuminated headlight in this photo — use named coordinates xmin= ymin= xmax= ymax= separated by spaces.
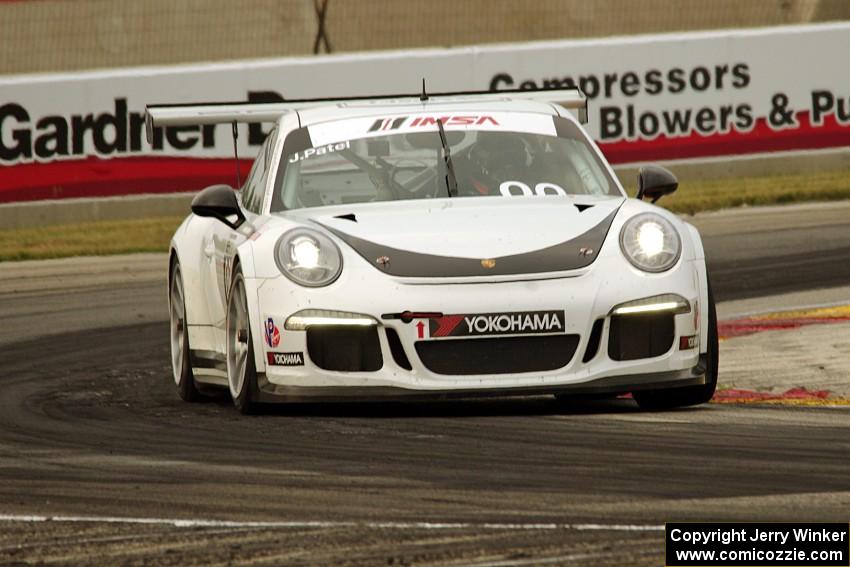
xmin=285 ymin=309 xmax=377 ymax=330
xmin=610 ymin=294 xmax=690 ymax=316
xmin=275 ymin=228 xmax=342 ymax=287
xmin=619 ymin=213 xmax=681 ymax=273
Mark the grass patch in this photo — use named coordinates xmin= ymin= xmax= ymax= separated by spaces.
xmin=1 ymin=168 xmax=849 ymax=261
xmin=656 ymin=168 xmax=850 ymax=215
xmin=0 ymin=216 xmax=183 ymax=262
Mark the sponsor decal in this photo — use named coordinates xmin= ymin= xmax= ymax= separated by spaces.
xmin=266 ymin=351 xmax=305 ymax=366
xmin=480 ymin=258 xmax=496 ymax=269
xmin=418 ymin=310 xmax=566 ymax=340
xmin=679 ymin=335 xmax=698 ymax=350
xmin=366 ymin=115 xmax=500 ymax=133
xmin=264 ymin=317 xmax=281 ymax=348
xmin=409 ymin=115 xmax=499 ymax=127
xmin=368 ymin=116 xmax=408 ymax=132
xmin=287 ymin=140 xmax=350 ymax=163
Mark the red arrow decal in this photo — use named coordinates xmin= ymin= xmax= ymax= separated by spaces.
xmin=416 ymin=320 xmax=426 ymax=339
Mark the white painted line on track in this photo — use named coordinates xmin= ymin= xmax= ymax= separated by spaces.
xmin=0 ymin=513 xmax=663 ymax=531
xmin=0 ymin=527 xmax=257 ymax=552
xmin=462 ymin=548 xmax=655 ymax=567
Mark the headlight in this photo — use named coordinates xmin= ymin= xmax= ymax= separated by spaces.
xmin=610 ymin=294 xmax=690 ymax=316
xmin=275 ymin=228 xmax=342 ymax=287
xmin=619 ymin=213 xmax=681 ymax=273
xmin=284 ymin=309 xmax=377 ymax=330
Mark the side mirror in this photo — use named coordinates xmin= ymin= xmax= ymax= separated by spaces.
xmin=637 ymin=165 xmax=678 ymax=203
xmin=191 ymin=184 xmax=245 ymax=229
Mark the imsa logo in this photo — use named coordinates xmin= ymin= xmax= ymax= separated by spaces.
xmin=266 ymin=352 xmax=305 ymax=366
xmin=367 ymin=115 xmax=500 ymax=132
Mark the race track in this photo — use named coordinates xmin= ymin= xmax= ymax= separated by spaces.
xmin=693 ymin=202 xmax=850 ymax=301
xmin=1 ymin=202 xmax=849 ymax=566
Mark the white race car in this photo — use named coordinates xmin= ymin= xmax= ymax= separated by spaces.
xmin=148 ymin=88 xmax=717 ymax=414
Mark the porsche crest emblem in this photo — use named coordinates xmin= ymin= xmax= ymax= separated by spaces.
xmin=481 ymin=258 xmax=496 ymax=269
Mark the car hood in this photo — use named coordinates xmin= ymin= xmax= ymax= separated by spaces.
xmin=283 ymin=195 xmax=625 ymax=278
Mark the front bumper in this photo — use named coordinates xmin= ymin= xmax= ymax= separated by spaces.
xmin=255 ymin=357 xmax=707 ymax=403
xmin=249 ymin=255 xmax=706 ymax=402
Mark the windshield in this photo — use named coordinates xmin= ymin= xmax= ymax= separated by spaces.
xmin=271 ymin=113 xmax=619 ymax=211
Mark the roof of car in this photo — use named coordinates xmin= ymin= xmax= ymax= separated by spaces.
xmin=294 ymin=97 xmax=565 ymax=128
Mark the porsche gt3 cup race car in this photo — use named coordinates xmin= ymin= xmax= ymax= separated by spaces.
xmin=148 ymin=87 xmax=718 ymax=414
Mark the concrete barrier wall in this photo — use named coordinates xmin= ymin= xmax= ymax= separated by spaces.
xmin=1 ymin=3 xmax=848 ymax=227
xmin=0 ymin=193 xmax=193 ymax=230
xmin=3 ymin=22 xmax=849 ymax=205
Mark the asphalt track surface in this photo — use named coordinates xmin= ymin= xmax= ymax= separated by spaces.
xmin=1 ymin=202 xmax=849 ymax=565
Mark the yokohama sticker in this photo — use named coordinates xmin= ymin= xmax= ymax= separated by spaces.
xmin=418 ymin=310 xmax=566 ymax=339
xmin=266 ymin=352 xmax=305 ymax=366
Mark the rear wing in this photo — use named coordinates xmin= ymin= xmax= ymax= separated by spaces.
xmin=144 ymin=87 xmax=587 ymax=143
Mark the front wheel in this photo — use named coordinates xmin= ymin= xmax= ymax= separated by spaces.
xmin=226 ymin=266 xmax=260 ymax=414
xmin=169 ymin=261 xmax=201 ymax=402
xmin=633 ymin=282 xmax=719 ymax=411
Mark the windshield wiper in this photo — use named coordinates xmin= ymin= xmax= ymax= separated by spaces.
xmin=436 ymin=118 xmax=458 ymax=198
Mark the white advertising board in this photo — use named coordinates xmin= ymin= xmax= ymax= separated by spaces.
xmin=0 ymin=22 xmax=848 ymax=202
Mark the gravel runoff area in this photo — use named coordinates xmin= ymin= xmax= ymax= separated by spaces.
xmin=716 ymin=288 xmax=850 ymax=402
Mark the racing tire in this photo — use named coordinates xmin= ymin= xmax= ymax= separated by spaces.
xmin=226 ymin=265 xmax=260 ymax=415
xmin=169 ymin=261 xmax=202 ymax=402
xmin=633 ymin=282 xmax=719 ymax=411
